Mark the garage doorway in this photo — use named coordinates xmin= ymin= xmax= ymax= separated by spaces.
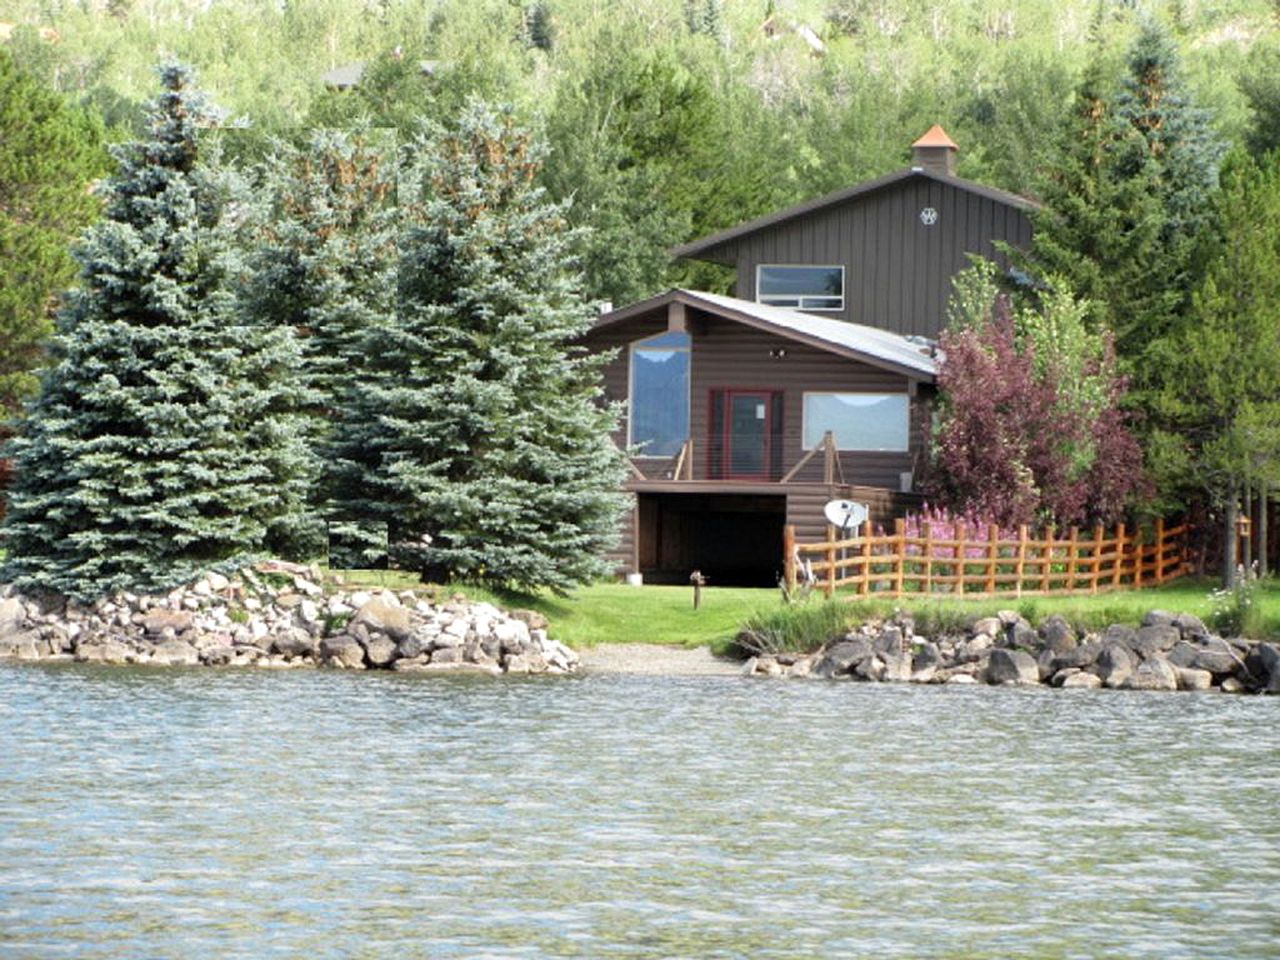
xmin=636 ymin=493 xmax=786 ymax=587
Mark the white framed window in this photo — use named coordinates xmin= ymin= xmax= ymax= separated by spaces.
xmin=629 ymin=330 xmax=691 ymax=457
xmin=803 ymin=392 xmax=909 ymax=451
xmin=756 ymin=264 xmax=845 ymax=311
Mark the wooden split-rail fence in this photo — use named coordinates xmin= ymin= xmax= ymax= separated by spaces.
xmin=784 ymin=518 xmax=1191 ymax=599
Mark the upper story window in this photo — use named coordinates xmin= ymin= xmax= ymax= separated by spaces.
xmin=757 ymin=265 xmax=845 ymax=311
xmin=629 ymin=330 xmax=690 ymax=458
xmin=803 ymin=392 xmax=909 ymax=451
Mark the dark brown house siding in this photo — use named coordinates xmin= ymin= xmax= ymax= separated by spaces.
xmin=588 ymin=307 xmax=929 ymax=488
xmin=715 ymin=177 xmax=1032 ymax=340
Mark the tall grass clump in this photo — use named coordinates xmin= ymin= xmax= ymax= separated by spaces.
xmin=734 ymin=599 xmax=890 ymax=657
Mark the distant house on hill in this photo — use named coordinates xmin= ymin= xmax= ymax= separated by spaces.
xmin=581 ymin=126 xmax=1039 ymax=586
xmin=322 ymin=56 xmax=438 ymax=91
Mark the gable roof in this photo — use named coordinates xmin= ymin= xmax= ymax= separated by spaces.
xmin=591 ymin=288 xmax=937 ymax=381
xmin=672 ymin=167 xmax=1038 ymax=263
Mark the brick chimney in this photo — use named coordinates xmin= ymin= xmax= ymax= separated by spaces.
xmin=911 ymin=124 xmax=958 ymax=177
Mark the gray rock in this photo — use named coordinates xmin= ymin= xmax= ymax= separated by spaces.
xmin=1053 ymin=642 xmax=1101 ymax=671
xmin=873 ymin=626 xmax=904 ymax=657
xmin=407 ymin=661 xmax=502 ymax=677
xmin=1061 ymin=671 xmax=1103 ymax=690
xmin=787 ymin=656 xmax=814 ymax=679
xmin=819 ymin=639 xmax=872 ymax=676
xmin=1174 ymin=613 xmax=1210 ymax=641
xmin=854 ymin=655 xmax=885 ymax=681
xmin=1242 ymin=643 xmax=1280 ymax=694
xmin=431 ymin=645 xmax=462 ymax=665
xmin=1176 ymin=667 xmax=1213 ymax=691
xmin=0 ymin=597 xmax=26 ymax=638
xmin=391 ymin=656 xmax=432 ymax=672
xmin=1097 ymin=644 xmax=1134 ymax=688
xmin=1133 ymin=624 xmax=1181 ymax=657
xmin=151 ymin=640 xmax=200 ymax=666
xmin=1191 ymin=639 xmax=1241 ymax=676
xmin=986 ymin=648 xmax=1040 ymax=685
xmin=142 ymin=609 xmax=194 ymax=636
xmin=1102 ymin=624 xmax=1138 ymax=649
xmin=504 ymin=653 xmax=534 ymax=674
xmin=946 ymin=673 xmax=978 ymax=684
xmin=76 ymin=640 xmax=132 ymax=665
xmin=1221 ymin=676 xmax=1246 ymax=694
xmin=910 ymin=664 xmax=937 ymax=684
xmin=1141 ymin=610 xmax=1177 ymax=628
xmin=971 ymin=616 xmax=1002 ymax=639
xmin=351 ymin=597 xmax=413 ymax=641
xmin=272 ymin=628 xmax=318 ymax=659
xmin=1124 ymin=657 xmax=1179 ymax=692
xmin=912 ymin=641 xmax=941 ymax=671
xmin=1039 ymin=615 xmax=1078 ymax=653
xmin=1166 ymin=641 xmax=1200 ymax=669
xmin=362 ymin=636 xmax=398 ymax=668
xmin=319 ymin=635 xmax=366 ymax=669
xmin=1036 ymin=648 xmax=1058 ymax=682
xmin=396 ymin=636 xmax=426 ymax=660
xmin=880 ymin=652 xmax=912 ymax=682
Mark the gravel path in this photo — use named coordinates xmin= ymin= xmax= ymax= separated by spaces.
xmin=576 ymin=643 xmax=743 ymax=676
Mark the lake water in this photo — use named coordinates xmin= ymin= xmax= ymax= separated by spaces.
xmin=1 ymin=663 xmax=1277 ymax=959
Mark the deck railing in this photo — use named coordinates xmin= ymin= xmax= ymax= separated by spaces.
xmin=784 ymin=518 xmax=1191 ymax=599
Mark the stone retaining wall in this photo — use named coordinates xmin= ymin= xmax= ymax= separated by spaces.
xmin=744 ymin=609 xmax=1280 ymax=694
xmin=0 ymin=562 xmax=578 ymax=675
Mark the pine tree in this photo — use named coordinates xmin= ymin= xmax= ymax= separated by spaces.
xmin=1025 ymin=23 xmax=1225 ymax=370
xmin=1 ymin=64 xmax=310 ymax=600
xmin=1148 ymin=152 xmax=1280 ymax=584
xmin=0 ymin=49 xmax=108 ymax=429
xmin=330 ymin=101 xmax=627 ymax=592
xmin=244 ymin=128 xmax=399 ymax=554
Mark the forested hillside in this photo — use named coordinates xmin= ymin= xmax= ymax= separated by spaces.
xmin=4 ymin=1 xmax=1277 ymax=299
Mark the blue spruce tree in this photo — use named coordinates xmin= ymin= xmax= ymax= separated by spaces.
xmin=330 ymin=102 xmax=627 ymax=592
xmin=1 ymin=64 xmax=309 ymax=600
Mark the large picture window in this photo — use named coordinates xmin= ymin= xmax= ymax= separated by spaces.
xmin=803 ymin=393 xmax=909 ymax=451
xmin=757 ymin=265 xmax=845 ymax=311
xmin=629 ymin=331 xmax=690 ymax=457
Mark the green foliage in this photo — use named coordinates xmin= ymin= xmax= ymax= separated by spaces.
xmin=329 ymin=101 xmax=628 ymax=593
xmin=735 ymin=597 xmax=864 ymax=657
xmin=0 ymin=64 xmax=311 ymax=601
xmin=0 ymin=49 xmax=108 ymax=424
xmin=1208 ymin=567 xmax=1263 ymax=638
xmin=1240 ymin=38 xmax=1280 ymax=158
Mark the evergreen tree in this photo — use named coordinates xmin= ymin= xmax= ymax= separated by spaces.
xmin=1 ymin=64 xmax=310 ymax=600
xmin=1148 ymin=152 xmax=1280 ymax=584
xmin=0 ymin=49 xmax=108 ymax=427
xmin=244 ymin=127 xmax=399 ymax=553
xmin=330 ymin=102 xmax=627 ymax=592
xmin=1025 ymin=23 xmax=1225 ymax=371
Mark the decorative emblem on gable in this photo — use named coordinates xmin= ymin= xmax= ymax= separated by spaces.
xmin=919 ymin=206 xmax=939 ymax=226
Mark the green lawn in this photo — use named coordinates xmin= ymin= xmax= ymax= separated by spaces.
xmin=326 ymin=568 xmax=1280 ymax=651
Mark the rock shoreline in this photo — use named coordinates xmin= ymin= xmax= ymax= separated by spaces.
xmin=743 ymin=609 xmax=1280 ymax=694
xmin=0 ymin=562 xmax=579 ymax=675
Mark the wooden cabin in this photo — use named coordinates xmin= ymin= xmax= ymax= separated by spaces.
xmin=585 ymin=126 xmax=1037 ymax=586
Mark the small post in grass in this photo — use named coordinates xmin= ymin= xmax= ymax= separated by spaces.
xmin=690 ymin=569 xmax=706 ymax=610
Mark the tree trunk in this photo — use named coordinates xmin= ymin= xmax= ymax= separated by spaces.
xmin=1260 ymin=480 xmax=1270 ymax=578
xmin=1244 ymin=483 xmax=1254 ymax=572
xmin=1223 ymin=486 xmax=1239 ymax=589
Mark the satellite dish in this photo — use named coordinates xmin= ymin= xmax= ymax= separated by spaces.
xmin=823 ymin=499 xmax=868 ymax=532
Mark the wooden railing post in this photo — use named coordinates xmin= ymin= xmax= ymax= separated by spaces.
xmin=1040 ymin=524 xmax=1054 ymax=593
xmin=1092 ymin=524 xmax=1104 ymax=593
xmin=986 ymin=523 xmax=999 ymax=594
xmin=825 ymin=522 xmax=837 ymax=598
xmin=1155 ymin=517 xmax=1166 ymax=584
xmin=1016 ymin=524 xmax=1028 ymax=596
xmin=1113 ymin=523 xmax=1126 ymax=588
xmin=955 ymin=521 xmax=967 ymax=595
xmin=1068 ymin=527 xmax=1079 ymax=592
xmin=783 ymin=524 xmax=796 ymax=592
xmin=822 ymin=431 xmax=835 ymax=485
xmin=860 ymin=519 xmax=873 ymax=598
xmin=894 ymin=517 xmax=906 ymax=597
xmin=923 ymin=520 xmax=934 ymax=595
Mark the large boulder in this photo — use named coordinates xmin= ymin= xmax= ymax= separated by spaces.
xmin=1243 ymin=643 xmax=1280 ymax=694
xmin=1124 ymin=657 xmax=1179 ymax=692
xmin=319 ymin=635 xmax=366 ymax=669
xmin=142 ymin=609 xmax=194 ymax=637
xmin=151 ymin=639 xmax=200 ymax=666
xmin=362 ymin=635 xmax=398 ymax=668
xmin=1039 ymin=615 xmax=1078 ymax=653
xmin=1097 ymin=644 xmax=1134 ymax=689
xmin=1061 ymin=670 xmax=1102 ymax=690
xmin=1176 ymin=667 xmax=1213 ymax=691
xmin=816 ymin=638 xmax=873 ymax=677
xmin=874 ymin=625 xmax=904 ymax=657
xmin=1174 ymin=613 xmax=1210 ymax=642
xmin=1133 ymin=624 xmax=1181 ymax=658
xmin=986 ymin=648 xmax=1040 ymax=686
xmin=1053 ymin=642 xmax=1101 ymax=671
xmin=351 ymin=597 xmax=413 ymax=642
xmin=1191 ymin=639 xmax=1242 ymax=676
xmin=0 ymin=597 xmax=26 ymax=639
xmin=272 ymin=628 xmax=319 ymax=659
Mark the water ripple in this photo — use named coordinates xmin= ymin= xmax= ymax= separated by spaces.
xmin=1 ymin=664 xmax=1277 ymax=959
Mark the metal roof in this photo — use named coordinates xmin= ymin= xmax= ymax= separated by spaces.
xmin=592 ymin=289 xmax=937 ymax=381
xmin=672 ymin=168 xmax=1038 ymax=263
